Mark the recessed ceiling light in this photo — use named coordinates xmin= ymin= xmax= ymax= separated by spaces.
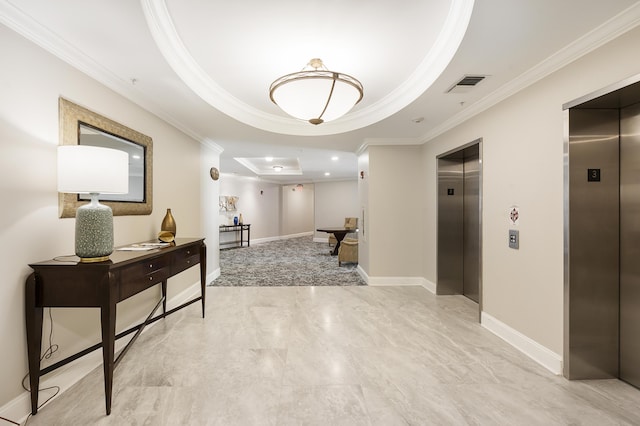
xmin=324 ymin=172 xmax=330 ymax=176
xmin=265 ymin=156 xmax=273 ymax=162
xmin=273 ymin=165 xmax=283 ymax=172
xmin=331 ymin=156 xmax=339 ymax=161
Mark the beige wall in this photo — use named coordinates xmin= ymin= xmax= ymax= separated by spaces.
xmin=367 ymin=145 xmax=424 ymax=277
xmin=281 ymin=183 xmax=315 ymax=236
xmin=219 ymin=175 xmax=282 ymax=240
xmin=0 ymin=25 xmax=204 ymax=407
xmin=313 ymin=180 xmax=359 ymax=240
xmin=419 ymin=26 xmax=640 ymax=354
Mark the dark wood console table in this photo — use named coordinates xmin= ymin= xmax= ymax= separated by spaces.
xmin=219 ymin=224 xmax=250 ymax=248
xmin=25 ymin=237 xmax=206 ymax=416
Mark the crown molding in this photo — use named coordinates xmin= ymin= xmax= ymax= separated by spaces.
xmin=356 ymin=137 xmax=422 ymax=155
xmin=201 ymin=138 xmax=224 ymax=154
xmin=0 ymin=1 xmax=124 ymax=90
xmin=355 ymin=143 xmax=369 ymax=156
xmin=0 ymin=0 xmax=214 ymax=147
xmin=419 ymin=2 xmax=640 ymax=144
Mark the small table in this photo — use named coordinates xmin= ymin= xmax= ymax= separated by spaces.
xmin=316 ymin=228 xmax=354 ymax=255
xmin=219 ymin=224 xmax=251 ymax=248
xmin=25 ymin=238 xmax=206 ymax=416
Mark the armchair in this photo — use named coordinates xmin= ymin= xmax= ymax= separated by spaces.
xmin=338 ymin=237 xmax=358 ymax=266
xmin=344 ymin=217 xmax=358 ymax=230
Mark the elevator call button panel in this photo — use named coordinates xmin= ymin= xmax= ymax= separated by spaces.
xmin=509 ymin=229 xmax=519 ymax=249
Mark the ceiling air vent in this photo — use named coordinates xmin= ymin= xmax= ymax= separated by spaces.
xmin=446 ymin=75 xmax=487 ymax=94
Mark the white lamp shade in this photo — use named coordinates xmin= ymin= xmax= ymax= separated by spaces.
xmin=58 ymin=145 xmax=129 ymax=194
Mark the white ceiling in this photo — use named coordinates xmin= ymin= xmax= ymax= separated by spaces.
xmin=2 ymin=0 xmax=640 ymax=183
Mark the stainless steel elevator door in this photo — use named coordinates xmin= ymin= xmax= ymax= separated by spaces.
xmin=437 ymin=158 xmax=464 ymax=295
xmin=437 ymin=144 xmax=480 ymax=303
xmin=620 ymin=102 xmax=640 ymax=388
xmin=567 ymin=108 xmax=620 ymax=379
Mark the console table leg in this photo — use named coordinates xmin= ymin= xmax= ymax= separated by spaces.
xmin=161 ymin=280 xmax=167 ymax=315
xmin=25 ymin=273 xmax=43 ymax=415
xmin=200 ymin=242 xmax=207 ymax=318
xmin=100 ymin=299 xmax=116 ymax=415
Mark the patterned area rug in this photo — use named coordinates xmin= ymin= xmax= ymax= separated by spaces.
xmin=210 ymin=235 xmax=366 ymax=286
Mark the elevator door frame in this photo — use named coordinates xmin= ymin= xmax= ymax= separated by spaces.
xmin=563 ymin=72 xmax=640 ymax=383
xmin=436 ymin=138 xmax=483 ymax=321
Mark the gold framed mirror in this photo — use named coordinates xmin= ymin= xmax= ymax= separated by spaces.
xmin=58 ymin=98 xmax=153 ymax=218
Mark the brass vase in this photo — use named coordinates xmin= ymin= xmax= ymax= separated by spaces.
xmin=161 ymin=208 xmax=176 ymax=237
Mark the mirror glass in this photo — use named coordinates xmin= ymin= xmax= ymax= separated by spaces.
xmin=79 ymin=123 xmax=145 ymax=202
xmin=59 ymin=98 xmax=153 ymax=217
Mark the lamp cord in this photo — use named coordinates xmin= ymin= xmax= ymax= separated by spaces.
xmin=13 ymin=308 xmax=61 ymax=426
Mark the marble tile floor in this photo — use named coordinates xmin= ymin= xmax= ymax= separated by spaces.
xmin=26 ymin=286 xmax=640 ymax=425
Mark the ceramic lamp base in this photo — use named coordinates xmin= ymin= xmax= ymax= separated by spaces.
xmin=75 ymin=194 xmax=114 ymax=262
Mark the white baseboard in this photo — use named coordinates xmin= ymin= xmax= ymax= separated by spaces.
xmin=481 ymin=311 xmax=563 ymax=375
xmin=280 ymin=231 xmax=314 ymax=240
xmin=248 ymin=236 xmax=281 ymax=244
xmin=421 ymin=279 xmax=437 ymax=294
xmin=367 ymin=276 xmax=428 ymax=287
xmin=0 ymin=280 xmax=205 ymax=424
xmin=354 ymin=269 xmax=435 ymax=293
xmin=207 ymin=267 xmax=220 ymax=284
xmin=356 ymin=265 xmax=368 ymax=283
xmin=251 ymin=231 xmax=313 ymax=245
xmin=170 ymin=281 xmax=204 ymax=308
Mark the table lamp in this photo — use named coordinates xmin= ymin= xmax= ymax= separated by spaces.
xmin=57 ymin=145 xmax=129 ymax=262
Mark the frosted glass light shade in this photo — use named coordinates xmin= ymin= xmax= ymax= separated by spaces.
xmin=57 ymin=145 xmax=129 ymax=194
xmin=269 ymin=59 xmax=363 ymax=125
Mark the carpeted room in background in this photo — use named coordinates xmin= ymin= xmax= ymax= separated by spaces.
xmin=210 ymin=236 xmax=365 ymax=287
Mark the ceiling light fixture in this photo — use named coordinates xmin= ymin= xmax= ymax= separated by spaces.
xmin=269 ymin=58 xmax=363 ymax=125
xmin=273 ymin=165 xmax=283 ymax=172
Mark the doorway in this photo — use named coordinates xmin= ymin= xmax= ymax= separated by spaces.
xmin=564 ymin=76 xmax=640 ymax=388
xmin=437 ymin=140 xmax=482 ymax=312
